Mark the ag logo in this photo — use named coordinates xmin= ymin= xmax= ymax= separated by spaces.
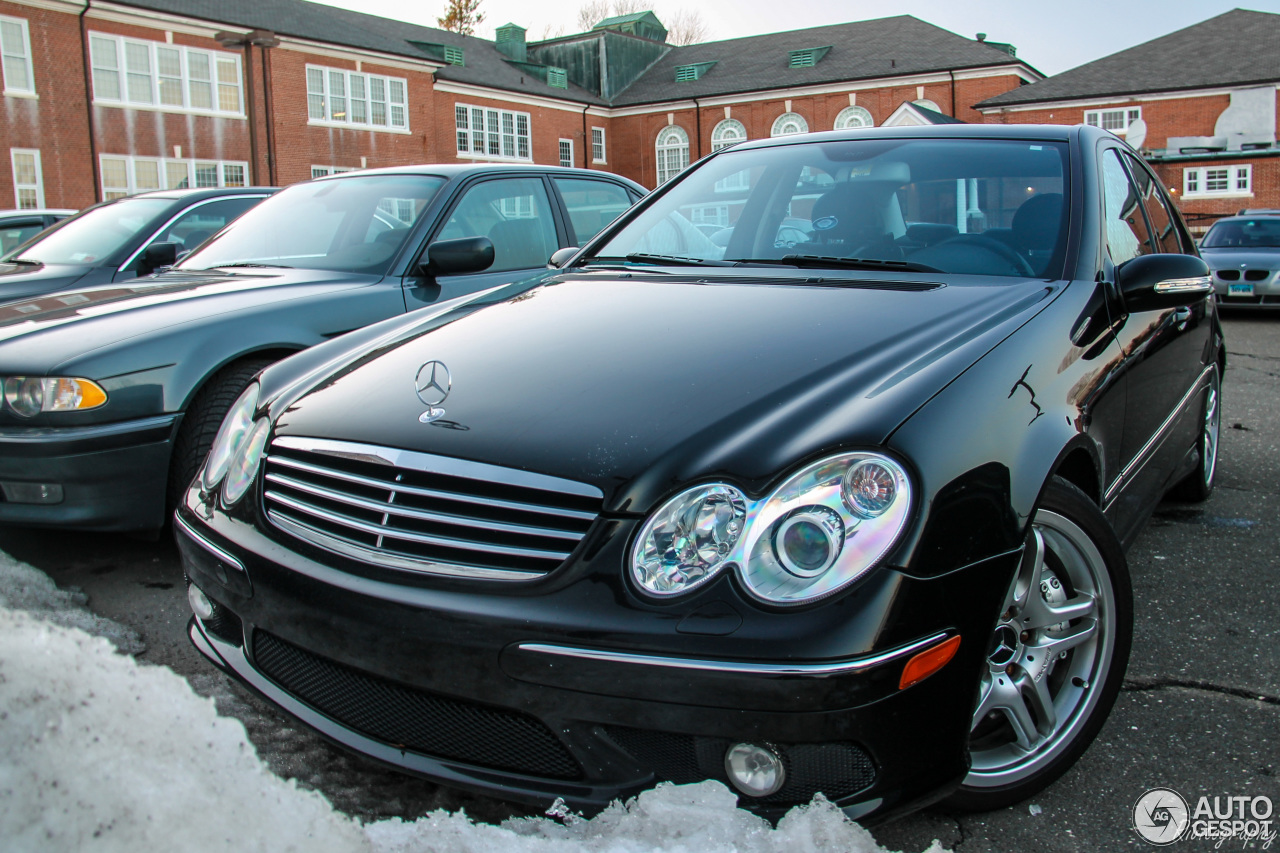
xmin=1134 ymin=787 xmax=1190 ymax=845
xmin=415 ymin=361 xmax=451 ymax=424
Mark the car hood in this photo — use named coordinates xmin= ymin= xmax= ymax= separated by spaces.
xmin=1200 ymin=248 xmax=1280 ymax=269
xmin=273 ymin=273 xmax=1058 ymax=513
xmin=0 ymin=262 xmax=94 ymax=301
xmin=0 ymin=267 xmax=378 ymax=373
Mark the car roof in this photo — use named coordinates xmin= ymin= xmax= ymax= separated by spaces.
xmin=1207 ymin=215 xmax=1280 ymax=226
xmin=310 ymin=163 xmax=646 ymax=190
xmin=726 ymin=123 xmax=1079 ymax=154
xmin=120 ymin=187 xmax=278 ymax=202
xmin=0 ymin=208 xmax=77 ymax=216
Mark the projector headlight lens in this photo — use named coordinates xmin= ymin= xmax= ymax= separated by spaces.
xmin=222 ymin=418 xmax=270 ymax=505
xmin=630 ymin=484 xmax=747 ymax=596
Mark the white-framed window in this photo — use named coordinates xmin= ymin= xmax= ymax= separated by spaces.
xmin=559 ymin=139 xmax=573 ymax=169
xmin=912 ymin=99 xmax=941 ymax=113
xmin=834 ymin=105 xmax=874 ymax=129
xmin=1183 ymin=165 xmax=1252 ymax=198
xmin=655 ymin=125 xmax=690 ymax=186
xmin=1 ymin=16 xmax=35 ymax=96
xmin=591 ymin=127 xmax=606 ymax=163
xmin=99 ymin=154 xmax=249 ymax=199
xmin=10 ymin=149 xmax=43 ymax=208
xmin=1085 ymin=107 xmax=1141 ymax=135
xmin=306 ymin=64 xmax=408 ymax=132
xmin=771 ymin=112 xmax=808 ymax=137
xmin=89 ymin=33 xmax=243 ymax=117
xmin=310 ymin=166 xmax=357 ymax=179
xmin=711 ymin=118 xmax=746 ymax=151
xmin=454 ymin=103 xmax=531 ymax=162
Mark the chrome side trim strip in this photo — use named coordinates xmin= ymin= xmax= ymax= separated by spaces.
xmin=267 ymin=510 xmax=545 ymax=580
xmin=0 ymin=414 xmax=177 ymax=443
xmin=517 ymin=631 xmax=951 ymax=679
xmin=1103 ymin=364 xmax=1213 ymax=506
xmin=266 ymin=454 xmax=598 ymax=521
xmin=263 ymin=471 xmax=583 ymax=540
xmin=265 ymin=491 xmax=574 ymax=560
xmin=271 ymin=435 xmax=604 ymax=499
xmin=174 ymin=513 xmax=245 ymax=573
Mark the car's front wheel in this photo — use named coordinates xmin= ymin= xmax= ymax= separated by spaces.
xmin=948 ymin=477 xmax=1132 ymax=811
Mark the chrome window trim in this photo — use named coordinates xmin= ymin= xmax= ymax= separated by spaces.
xmin=267 ymin=510 xmax=545 ymax=580
xmin=1103 ymin=364 xmax=1213 ymax=507
xmin=175 ymin=512 xmax=245 ymax=573
xmin=271 ymin=435 xmax=603 ymax=499
xmin=117 ymin=193 xmax=270 ymax=273
xmin=517 ymin=632 xmax=951 ymax=679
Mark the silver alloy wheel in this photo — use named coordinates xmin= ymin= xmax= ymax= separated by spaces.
xmin=964 ymin=509 xmax=1117 ymax=787
xmin=1202 ymin=372 xmax=1220 ymax=487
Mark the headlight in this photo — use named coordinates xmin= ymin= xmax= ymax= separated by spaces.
xmin=630 ymin=484 xmax=747 ymax=596
xmin=630 ymin=453 xmax=913 ymax=606
xmin=202 ymin=384 xmax=259 ymax=490
xmin=3 ymin=377 xmax=107 ymax=417
xmin=222 ymin=418 xmax=270 ymax=505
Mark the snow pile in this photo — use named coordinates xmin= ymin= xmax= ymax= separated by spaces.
xmin=0 ymin=550 xmax=949 ymax=853
xmin=0 ymin=549 xmax=143 ymax=654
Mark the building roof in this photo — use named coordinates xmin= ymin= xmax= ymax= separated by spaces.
xmin=977 ymin=8 xmax=1280 ymax=109
xmin=120 ymin=0 xmax=606 ymax=103
xmin=610 ymin=15 xmax=1035 ymax=106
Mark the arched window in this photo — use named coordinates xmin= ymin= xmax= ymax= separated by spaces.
xmin=770 ymin=112 xmax=808 ymax=137
xmin=913 ymin=99 xmax=942 ymax=113
xmin=834 ymin=106 xmax=874 ymax=129
xmin=656 ymin=125 xmax=690 ymax=185
xmin=711 ymin=118 xmax=747 ymax=151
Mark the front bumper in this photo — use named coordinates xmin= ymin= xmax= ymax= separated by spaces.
xmin=1211 ymin=271 xmax=1280 ymax=308
xmin=177 ymin=497 xmax=1018 ymax=823
xmin=0 ymin=414 xmax=178 ymax=531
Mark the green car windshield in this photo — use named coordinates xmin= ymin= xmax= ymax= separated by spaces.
xmin=3 ymin=198 xmax=172 ymax=265
xmin=586 ymin=137 xmax=1070 ymax=278
xmin=180 ymin=174 xmax=446 ymax=275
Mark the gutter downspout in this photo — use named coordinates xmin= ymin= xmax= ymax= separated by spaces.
xmin=582 ymin=105 xmax=590 ymax=168
xmin=79 ymin=2 xmax=101 ymax=203
xmin=949 ymin=70 xmax=957 ymax=119
xmin=242 ymin=43 xmax=261 ymax=185
xmin=693 ymin=96 xmax=702 ymax=159
xmin=262 ymin=45 xmax=277 ymax=184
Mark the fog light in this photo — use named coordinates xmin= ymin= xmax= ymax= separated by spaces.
xmin=0 ymin=481 xmax=64 ymax=504
xmin=187 ymin=583 xmax=214 ymax=621
xmin=724 ymin=743 xmax=786 ymax=797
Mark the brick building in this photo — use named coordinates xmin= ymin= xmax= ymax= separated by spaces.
xmin=975 ymin=9 xmax=1280 ymax=233
xmin=0 ymin=0 xmax=1038 ymax=209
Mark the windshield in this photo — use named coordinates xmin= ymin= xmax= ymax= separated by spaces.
xmin=4 ymin=198 xmax=173 ymax=265
xmin=1201 ymin=218 xmax=1280 ymax=248
xmin=587 ymin=138 xmax=1070 ymax=278
xmin=180 ymin=174 xmax=446 ymax=275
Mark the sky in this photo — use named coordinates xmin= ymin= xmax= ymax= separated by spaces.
xmin=310 ymin=0 xmax=1280 ymax=76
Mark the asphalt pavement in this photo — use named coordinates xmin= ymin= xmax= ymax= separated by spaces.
xmin=3 ymin=314 xmax=1277 ymax=851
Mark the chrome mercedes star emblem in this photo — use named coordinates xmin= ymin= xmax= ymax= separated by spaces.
xmin=415 ymin=361 xmax=451 ymax=423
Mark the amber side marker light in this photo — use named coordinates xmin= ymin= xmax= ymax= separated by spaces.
xmin=899 ymin=635 xmax=962 ymax=690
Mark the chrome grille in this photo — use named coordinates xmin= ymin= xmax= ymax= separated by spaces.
xmin=263 ymin=436 xmax=603 ymax=580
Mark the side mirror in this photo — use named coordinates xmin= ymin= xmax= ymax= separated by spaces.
xmin=547 ymin=247 xmax=579 ymax=269
xmin=1116 ymin=254 xmax=1212 ymax=313
xmin=138 ymin=241 xmax=179 ymax=275
xmin=420 ymin=236 xmax=494 ymax=276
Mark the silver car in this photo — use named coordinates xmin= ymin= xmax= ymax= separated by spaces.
xmin=1199 ymin=214 xmax=1280 ymax=309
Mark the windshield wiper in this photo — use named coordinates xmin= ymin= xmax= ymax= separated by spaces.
xmin=204 ymin=262 xmax=294 ymax=270
xmin=4 ymin=257 xmax=42 ymax=266
xmin=744 ymin=255 xmax=942 ymax=274
xmin=622 ymin=253 xmax=737 ymax=267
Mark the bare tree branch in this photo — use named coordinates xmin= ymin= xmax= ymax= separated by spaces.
xmin=665 ymin=8 xmax=709 ymax=45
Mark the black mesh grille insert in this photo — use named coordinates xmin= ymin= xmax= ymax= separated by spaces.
xmin=253 ymin=631 xmax=580 ymax=780
xmin=603 ymin=726 xmax=875 ymax=806
xmin=1244 ymin=269 xmax=1270 ymax=282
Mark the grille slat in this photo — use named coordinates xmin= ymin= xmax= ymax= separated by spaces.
xmin=254 ymin=630 xmax=581 ymax=779
xmin=263 ymin=438 xmax=603 ymax=579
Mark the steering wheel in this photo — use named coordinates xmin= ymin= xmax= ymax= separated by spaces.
xmin=925 ymin=235 xmax=1035 ymax=277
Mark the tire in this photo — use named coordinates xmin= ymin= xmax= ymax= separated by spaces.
xmin=946 ymin=477 xmax=1133 ymax=811
xmin=1167 ymin=365 xmax=1221 ymax=503
xmin=166 ymin=357 xmax=276 ymax=511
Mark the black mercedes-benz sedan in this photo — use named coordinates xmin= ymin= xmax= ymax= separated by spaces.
xmin=179 ymin=125 xmax=1222 ymax=823
xmin=0 ymin=165 xmax=642 ymax=532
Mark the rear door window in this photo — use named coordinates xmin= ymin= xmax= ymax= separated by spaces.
xmin=553 ymin=178 xmax=633 ymax=245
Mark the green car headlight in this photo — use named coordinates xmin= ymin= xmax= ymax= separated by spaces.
xmin=202 ymin=384 xmax=259 ymax=491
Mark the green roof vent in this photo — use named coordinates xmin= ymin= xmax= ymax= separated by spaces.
xmin=547 ymin=66 xmax=568 ymax=88
xmin=674 ymin=61 xmax=715 ymax=82
xmin=788 ymin=46 xmax=831 ymax=68
xmin=443 ymin=45 xmax=465 ymax=66
xmin=409 ymin=41 xmax=467 ymax=66
xmin=495 ymin=22 xmax=527 ymax=61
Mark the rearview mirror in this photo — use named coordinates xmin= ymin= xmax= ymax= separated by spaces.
xmin=138 ymin=241 xmax=179 ymax=276
xmin=547 ymin=247 xmax=578 ymax=269
xmin=1116 ymin=254 xmax=1212 ymax=313
xmin=420 ymin=236 xmax=495 ymax=276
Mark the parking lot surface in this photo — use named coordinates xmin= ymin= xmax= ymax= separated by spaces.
xmin=2 ymin=314 xmax=1276 ymax=850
